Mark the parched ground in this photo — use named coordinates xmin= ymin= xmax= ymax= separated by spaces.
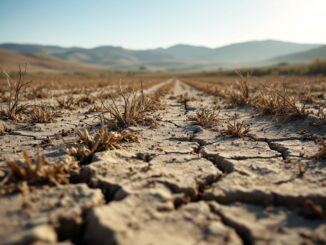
xmin=0 ymin=79 xmax=326 ymax=245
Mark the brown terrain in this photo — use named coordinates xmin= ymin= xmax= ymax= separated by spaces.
xmin=0 ymin=49 xmax=108 ymax=73
xmin=0 ymin=70 xmax=326 ymax=245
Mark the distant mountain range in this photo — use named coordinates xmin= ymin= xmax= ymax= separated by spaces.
xmin=0 ymin=40 xmax=325 ymax=72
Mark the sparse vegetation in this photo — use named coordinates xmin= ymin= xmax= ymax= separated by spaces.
xmin=66 ymin=123 xmax=139 ymax=164
xmin=1 ymin=151 xmax=78 ymax=194
xmin=0 ymin=70 xmax=325 ymax=244
xmin=188 ymin=106 xmax=220 ymax=129
xmin=103 ymin=89 xmax=149 ymax=129
xmin=221 ymin=115 xmax=251 ymax=137
xmin=57 ymin=96 xmax=79 ymax=110
xmin=29 ymin=106 xmax=61 ymax=123
xmin=0 ymin=65 xmax=31 ymax=121
xmin=252 ymin=87 xmax=309 ymax=119
xmin=224 ymin=73 xmax=251 ymax=107
xmin=103 ymin=80 xmax=174 ymax=129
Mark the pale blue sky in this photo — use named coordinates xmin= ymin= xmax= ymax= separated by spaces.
xmin=0 ymin=0 xmax=325 ymax=49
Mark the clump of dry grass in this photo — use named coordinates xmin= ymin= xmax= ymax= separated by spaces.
xmin=252 ymin=87 xmax=309 ymax=119
xmin=188 ymin=106 xmax=220 ymax=129
xmin=144 ymin=94 xmax=166 ymax=111
xmin=103 ymin=90 xmax=147 ymax=128
xmin=221 ymin=115 xmax=251 ymax=137
xmin=29 ymin=106 xmax=61 ymax=123
xmin=0 ymin=151 xmax=78 ymax=194
xmin=102 ymin=81 xmax=165 ymax=129
xmin=224 ymin=73 xmax=250 ymax=107
xmin=299 ymin=87 xmax=318 ymax=104
xmin=26 ymin=86 xmax=49 ymax=99
xmin=57 ymin=96 xmax=79 ymax=110
xmin=66 ymin=123 xmax=139 ymax=164
xmin=77 ymin=95 xmax=96 ymax=106
xmin=0 ymin=65 xmax=31 ymax=121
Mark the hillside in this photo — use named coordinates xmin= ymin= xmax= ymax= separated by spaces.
xmin=158 ymin=40 xmax=320 ymax=64
xmin=210 ymin=39 xmax=320 ymax=64
xmin=270 ymin=45 xmax=326 ymax=64
xmin=0 ymin=40 xmax=323 ymax=71
xmin=0 ymin=43 xmax=70 ymax=55
xmin=55 ymin=46 xmax=184 ymax=69
xmin=0 ymin=49 xmax=108 ymax=73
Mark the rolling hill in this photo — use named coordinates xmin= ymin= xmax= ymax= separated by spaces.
xmin=55 ymin=46 xmax=184 ymax=69
xmin=0 ymin=43 xmax=69 ymax=55
xmin=0 ymin=49 xmax=108 ymax=73
xmin=270 ymin=45 xmax=326 ymax=64
xmin=159 ymin=40 xmax=320 ymax=64
xmin=0 ymin=40 xmax=324 ymax=71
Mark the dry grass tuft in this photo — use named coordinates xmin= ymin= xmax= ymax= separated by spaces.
xmin=26 ymin=86 xmax=49 ymax=99
xmin=29 ymin=106 xmax=61 ymax=123
xmin=103 ymin=91 xmax=147 ymax=128
xmin=57 ymin=96 xmax=79 ymax=110
xmin=102 ymin=81 xmax=166 ymax=129
xmin=66 ymin=123 xmax=139 ymax=164
xmin=221 ymin=115 xmax=251 ymax=138
xmin=77 ymin=95 xmax=96 ymax=106
xmin=0 ymin=65 xmax=31 ymax=121
xmin=252 ymin=87 xmax=309 ymax=119
xmin=1 ymin=151 xmax=78 ymax=194
xmin=188 ymin=106 xmax=220 ymax=129
xmin=224 ymin=73 xmax=250 ymax=107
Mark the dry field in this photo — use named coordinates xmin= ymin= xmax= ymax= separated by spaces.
xmin=0 ymin=69 xmax=326 ymax=244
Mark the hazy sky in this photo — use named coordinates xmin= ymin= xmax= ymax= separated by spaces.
xmin=0 ymin=0 xmax=325 ymax=49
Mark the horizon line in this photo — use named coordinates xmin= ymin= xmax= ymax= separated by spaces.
xmin=0 ymin=38 xmax=324 ymax=51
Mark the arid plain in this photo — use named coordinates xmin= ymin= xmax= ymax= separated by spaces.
xmin=0 ymin=69 xmax=325 ymax=244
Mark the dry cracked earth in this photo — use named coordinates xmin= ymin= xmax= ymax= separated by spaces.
xmin=0 ymin=79 xmax=326 ymax=245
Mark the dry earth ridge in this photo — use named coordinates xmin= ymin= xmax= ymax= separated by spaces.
xmin=0 ymin=80 xmax=326 ymax=245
